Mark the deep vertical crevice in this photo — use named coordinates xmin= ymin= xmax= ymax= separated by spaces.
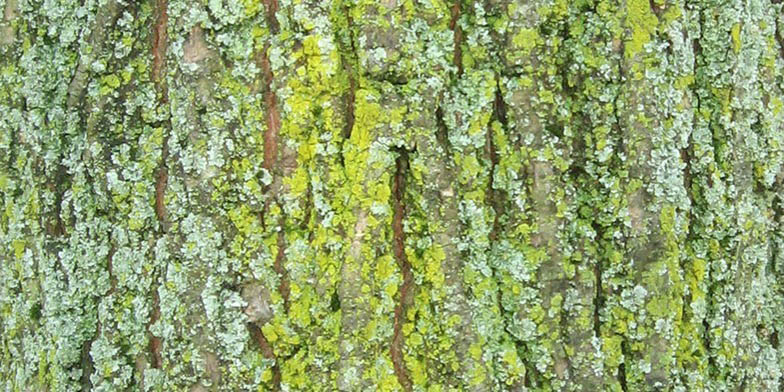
xmin=147 ymin=282 xmax=162 ymax=369
xmin=592 ymin=220 xmax=604 ymax=339
xmin=618 ymin=340 xmax=631 ymax=391
xmin=606 ymin=25 xmax=624 ymax=351
xmin=49 ymin=164 xmax=68 ymax=238
xmin=259 ymin=46 xmax=281 ymax=174
xmin=774 ymin=11 xmax=784 ymax=60
xmin=148 ymin=0 xmax=169 ymax=373
xmin=690 ymin=7 xmax=717 ymax=376
xmin=154 ymin=141 xmax=169 ymax=231
xmin=66 ymin=1 xmax=123 ymax=111
xmin=679 ymin=32 xmax=700 ymax=383
xmin=648 ymin=0 xmax=664 ymax=18
xmin=149 ymin=127 xmax=167 ymax=371
xmin=772 ymin=186 xmax=783 ymax=276
xmin=258 ymin=0 xmax=281 ymax=174
xmin=434 ymin=105 xmax=452 ymax=155
xmin=107 ymin=246 xmax=117 ymax=296
xmin=344 ymin=74 xmax=356 ymax=141
xmin=681 ymin=145 xmax=694 ymax=228
xmin=80 ymin=246 xmax=117 ymax=391
xmin=79 ymin=323 xmax=98 ymax=391
xmin=449 ymin=0 xmax=463 ymax=76
xmin=488 ymin=79 xmax=506 ymax=319
xmin=679 ymin=134 xmax=697 ymax=386
xmin=334 ymin=0 xmax=358 ymax=170
xmin=492 ymin=79 xmax=508 ymax=138
xmin=151 ymin=0 xmax=168 ymax=104
xmin=342 ymin=5 xmax=358 ymax=141
xmin=701 ymin=285 xmax=713 ymax=367
xmin=255 ymin=0 xmax=289 ymax=317
xmin=247 ymin=322 xmax=282 ymax=391
xmin=390 ymin=146 xmax=414 ymax=392
xmin=262 ymin=0 xmax=280 ymax=34
xmin=302 ymin=181 xmax=314 ymax=238
xmin=770 ymin=177 xmax=783 ymax=361
xmin=618 ymin=355 xmax=629 ymax=391
xmin=593 ymin=265 xmax=602 ymax=338
xmin=273 ymin=215 xmax=290 ymax=311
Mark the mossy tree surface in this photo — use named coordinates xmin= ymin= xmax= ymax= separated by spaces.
xmin=1 ymin=0 xmax=783 ymax=390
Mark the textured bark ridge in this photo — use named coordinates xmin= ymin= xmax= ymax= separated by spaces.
xmin=1 ymin=0 xmax=784 ymax=391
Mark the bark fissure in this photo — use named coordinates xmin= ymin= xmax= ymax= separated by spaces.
xmin=773 ymin=187 xmax=783 ymax=277
xmin=774 ymin=13 xmax=784 ymax=60
xmin=341 ymin=5 xmax=358 ymax=141
xmin=66 ymin=0 xmax=123 ymax=110
xmin=260 ymin=46 xmax=281 ymax=174
xmin=151 ymin=0 xmax=168 ymax=103
xmin=618 ymin=341 xmax=629 ymax=392
xmin=488 ymin=79 xmax=507 ymax=327
xmin=592 ymin=262 xmax=603 ymax=339
xmin=154 ymin=145 xmax=169 ymax=231
xmin=488 ymin=80 xmax=505 ymax=241
xmin=335 ymin=2 xmax=358 ymax=171
xmin=262 ymin=0 xmax=280 ymax=34
xmin=48 ymin=164 xmax=68 ymax=238
xmin=148 ymin=283 xmax=162 ymax=369
xmin=390 ymin=146 xmax=414 ymax=392
xmin=247 ymin=322 xmax=282 ymax=390
xmin=591 ymin=219 xmax=604 ymax=339
xmin=79 ymin=323 xmax=98 ymax=392
xmin=80 ymin=246 xmax=117 ymax=391
xmin=678 ymin=28 xmax=701 ymax=380
xmin=449 ymin=0 xmax=463 ymax=76
xmin=690 ymin=8 xmax=717 ymax=376
xmin=256 ymin=1 xmax=289 ymax=317
xmin=5 ymin=0 xmax=784 ymax=390
xmin=148 ymin=0 xmax=169 ymax=373
xmin=681 ymin=147 xmax=694 ymax=216
xmin=435 ymin=105 xmax=452 ymax=155
xmin=273 ymin=215 xmax=290 ymax=311
xmin=344 ymin=73 xmax=356 ymax=141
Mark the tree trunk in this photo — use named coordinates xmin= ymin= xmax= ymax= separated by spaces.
xmin=1 ymin=0 xmax=783 ymax=390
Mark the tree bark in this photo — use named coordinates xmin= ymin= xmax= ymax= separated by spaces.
xmin=1 ymin=0 xmax=783 ymax=390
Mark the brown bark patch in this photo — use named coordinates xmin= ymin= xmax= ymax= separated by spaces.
xmin=258 ymin=45 xmax=281 ymax=172
xmin=242 ymin=283 xmax=274 ymax=325
xmin=449 ymin=1 xmax=463 ymax=76
xmin=154 ymin=165 xmax=168 ymax=229
xmin=487 ymin=82 xmax=506 ymax=240
xmin=0 ymin=0 xmax=19 ymax=45
xmin=148 ymin=284 xmax=163 ymax=369
xmin=390 ymin=148 xmax=413 ymax=391
xmin=202 ymin=351 xmax=221 ymax=386
xmin=183 ymin=25 xmax=210 ymax=64
xmin=247 ymin=322 xmax=282 ymax=390
xmin=152 ymin=0 xmax=168 ymax=102
xmin=262 ymin=0 xmax=279 ymax=34
xmin=151 ymin=0 xmax=170 ymax=234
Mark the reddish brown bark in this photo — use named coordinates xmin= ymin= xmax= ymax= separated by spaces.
xmin=390 ymin=149 xmax=414 ymax=391
xmin=247 ymin=322 xmax=282 ymax=390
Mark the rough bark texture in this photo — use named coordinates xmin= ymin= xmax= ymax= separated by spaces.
xmin=1 ymin=0 xmax=783 ymax=391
